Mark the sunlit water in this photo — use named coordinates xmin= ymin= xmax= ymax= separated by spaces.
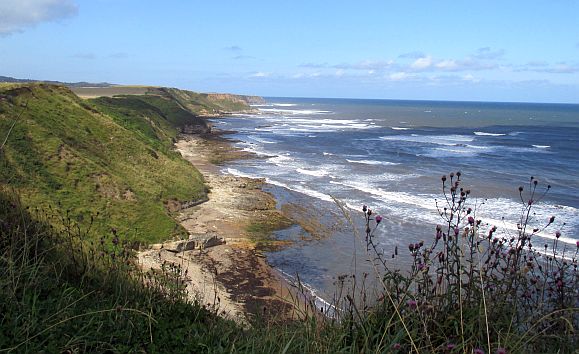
xmin=209 ymin=98 xmax=579 ymax=306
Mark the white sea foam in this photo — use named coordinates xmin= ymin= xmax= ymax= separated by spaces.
xmin=297 ymin=168 xmax=328 ymax=177
xmin=474 ymin=131 xmax=506 ymax=136
xmin=424 ymin=144 xmax=493 ymax=158
xmin=266 ymin=179 xmax=334 ymax=203
xmin=272 ymin=103 xmax=297 ymax=107
xmin=241 ymin=147 xmax=270 ymax=156
xmin=237 ymin=141 xmax=272 ymax=156
xmin=267 ymin=154 xmax=293 ymax=165
xmin=391 ymin=127 xmax=411 ymax=130
xmin=330 ymin=180 xmax=438 ymax=211
xmin=532 ymin=145 xmax=550 ymax=149
xmin=224 ymin=167 xmax=259 ymax=179
xmin=249 ymin=137 xmax=277 ymax=144
xmin=276 ymin=269 xmax=337 ymax=317
xmin=251 ymin=116 xmax=379 ymax=133
xmin=381 ymin=134 xmax=475 ymax=146
xmin=258 ymin=108 xmax=333 ymax=115
xmin=323 ymin=152 xmax=334 ymax=156
xmin=346 ymin=159 xmax=400 ymax=166
xmin=325 ymin=180 xmax=578 ymax=248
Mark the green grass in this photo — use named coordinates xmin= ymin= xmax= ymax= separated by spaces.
xmin=0 ymin=189 xmax=243 ymax=353
xmin=2 ymin=83 xmax=577 ymax=353
xmin=0 ymin=83 xmax=214 ymax=244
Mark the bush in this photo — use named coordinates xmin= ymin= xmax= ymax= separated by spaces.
xmin=346 ymin=173 xmax=578 ymax=353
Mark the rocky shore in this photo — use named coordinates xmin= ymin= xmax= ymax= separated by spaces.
xmin=138 ymin=133 xmax=297 ymax=324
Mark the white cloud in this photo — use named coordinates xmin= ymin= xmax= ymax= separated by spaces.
xmin=462 ymin=74 xmax=480 ymax=83
xmin=410 ymin=56 xmax=432 ymax=70
xmin=435 ymin=59 xmax=458 ymax=70
xmin=0 ymin=0 xmax=78 ymax=35
xmin=334 ymin=60 xmax=394 ymax=71
xmin=388 ymin=72 xmax=412 ymax=81
xmin=250 ymin=72 xmax=271 ymax=78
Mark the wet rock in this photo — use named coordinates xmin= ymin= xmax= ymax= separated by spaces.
xmin=202 ymin=235 xmax=225 ymax=249
xmin=164 ymin=239 xmax=197 ymax=252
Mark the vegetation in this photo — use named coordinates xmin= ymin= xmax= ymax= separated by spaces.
xmin=2 ymin=173 xmax=576 ymax=353
xmin=0 ymin=189 xmax=242 ymax=353
xmin=346 ymin=173 xmax=578 ymax=353
xmin=1 ymin=84 xmax=577 ymax=352
xmin=0 ymin=83 xmax=217 ymax=243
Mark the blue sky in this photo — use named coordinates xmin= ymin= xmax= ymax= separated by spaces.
xmin=1 ymin=0 xmax=578 ymax=103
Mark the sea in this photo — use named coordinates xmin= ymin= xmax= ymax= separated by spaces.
xmin=209 ymin=98 xmax=579 ymax=308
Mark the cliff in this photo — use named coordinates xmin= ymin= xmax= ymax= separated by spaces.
xmin=206 ymin=93 xmax=266 ymax=106
xmin=0 ymin=83 xmax=208 ymax=243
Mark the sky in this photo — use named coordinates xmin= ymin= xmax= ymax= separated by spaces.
xmin=1 ymin=0 xmax=578 ymax=103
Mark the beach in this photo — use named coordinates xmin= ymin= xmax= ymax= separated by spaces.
xmin=138 ymin=133 xmax=297 ymax=324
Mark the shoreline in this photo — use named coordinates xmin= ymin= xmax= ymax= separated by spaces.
xmin=138 ymin=132 xmax=300 ymax=324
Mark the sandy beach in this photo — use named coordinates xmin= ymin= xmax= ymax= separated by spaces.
xmin=137 ymin=133 xmax=297 ymax=324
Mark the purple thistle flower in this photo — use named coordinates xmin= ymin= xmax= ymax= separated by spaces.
xmin=375 ymin=215 xmax=383 ymax=224
xmin=468 ymin=216 xmax=475 ymax=225
xmin=496 ymin=348 xmax=507 ymax=354
xmin=576 ymin=240 xmax=579 ymax=248
xmin=454 ymin=227 xmax=459 ymax=236
xmin=474 ymin=349 xmax=485 ymax=354
xmin=362 ymin=205 xmax=367 ymax=212
xmin=392 ymin=343 xmax=401 ymax=350
xmin=447 ymin=343 xmax=456 ymax=351
xmin=406 ymin=299 xmax=417 ymax=310
xmin=555 ymin=231 xmax=561 ymax=239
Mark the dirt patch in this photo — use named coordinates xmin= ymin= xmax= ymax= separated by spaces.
xmin=137 ymin=133 xmax=298 ymax=324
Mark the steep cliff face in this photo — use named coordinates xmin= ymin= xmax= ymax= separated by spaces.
xmin=67 ymin=84 xmax=265 ymax=115
xmin=206 ymin=93 xmax=265 ymax=106
xmin=0 ymin=83 xmax=207 ymax=243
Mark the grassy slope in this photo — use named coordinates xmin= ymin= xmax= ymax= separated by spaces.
xmin=0 ymin=83 xmax=221 ymax=244
xmin=152 ymin=87 xmax=251 ymax=114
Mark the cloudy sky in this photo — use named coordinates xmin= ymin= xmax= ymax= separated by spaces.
xmin=1 ymin=0 xmax=578 ymax=103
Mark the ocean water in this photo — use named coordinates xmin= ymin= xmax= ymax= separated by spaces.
xmin=210 ymin=98 xmax=579 ymax=304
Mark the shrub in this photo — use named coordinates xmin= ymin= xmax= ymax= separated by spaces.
xmin=350 ymin=173 xmax=578 ymax=353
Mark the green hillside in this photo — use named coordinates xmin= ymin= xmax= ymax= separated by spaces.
xmin=0 ymin=83 xmax=241 ymax=244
